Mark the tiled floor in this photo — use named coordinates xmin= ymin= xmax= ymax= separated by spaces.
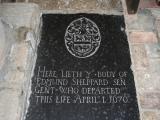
xmin=139 ymin=0 xmax=160 ymax=8
xmin=123 ymin=1 xmax=160 ymax=118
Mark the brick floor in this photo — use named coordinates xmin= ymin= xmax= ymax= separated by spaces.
xmin=139 ymin=0 xmax=160 ymax=8
xmin=129 ymin=32 xmax=158 ymax=44
xmin=125 ymin=2 xmax=160 ymax=118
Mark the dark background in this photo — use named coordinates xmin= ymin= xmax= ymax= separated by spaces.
xmin=25 ymin=14 xmax=140 ymax=120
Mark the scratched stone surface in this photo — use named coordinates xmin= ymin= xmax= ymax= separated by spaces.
xmin=25 ymin=14 xmax=140 ymax=120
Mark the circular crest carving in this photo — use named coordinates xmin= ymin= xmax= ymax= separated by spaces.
xmin=64 ymin=17 xmax=101 ymax=58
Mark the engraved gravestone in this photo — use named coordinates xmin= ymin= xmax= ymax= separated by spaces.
xmin=25 ymin=14 xmax=140 ymax=120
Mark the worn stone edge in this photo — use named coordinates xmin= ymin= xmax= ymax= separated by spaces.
xmin=121 ymin=0 xmax=142 ymax=120
xmin=20 ymin=13 xmax=42 ymax=120
xmin=42 ymin=9 xmax=123 ymax=15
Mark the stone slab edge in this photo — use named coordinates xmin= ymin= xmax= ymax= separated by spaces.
xmin=121 ymin=0 xmax=142 ymax=120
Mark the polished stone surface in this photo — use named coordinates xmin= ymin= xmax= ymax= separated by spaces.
xmin=25 ymin=14 xmax=140 ymax=120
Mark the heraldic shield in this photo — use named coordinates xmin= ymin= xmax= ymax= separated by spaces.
xmin=65 ymin=17 xmax=101 ymax=58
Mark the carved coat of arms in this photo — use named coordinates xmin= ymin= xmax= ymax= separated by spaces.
xmin=65 ymin=17 xmax=101 ymax=58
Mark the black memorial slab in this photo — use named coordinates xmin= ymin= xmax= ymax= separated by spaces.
xmin=25 ymin=14 xmax=140 ymax=120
